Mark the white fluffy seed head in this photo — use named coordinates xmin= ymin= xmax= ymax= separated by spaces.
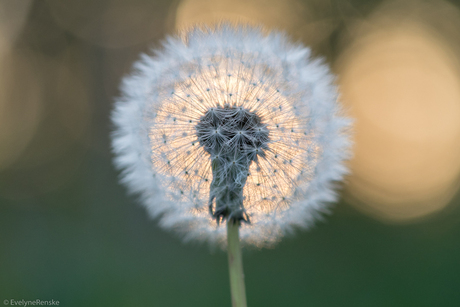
xmin=111 ymin=24 xmax=352 ymax=247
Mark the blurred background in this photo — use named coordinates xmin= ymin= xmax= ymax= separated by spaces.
xmin=1 ymin=0 xmax=460 ymax=306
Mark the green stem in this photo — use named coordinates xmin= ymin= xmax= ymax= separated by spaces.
xmin=227 ymin=221 xmax=247 ymax=307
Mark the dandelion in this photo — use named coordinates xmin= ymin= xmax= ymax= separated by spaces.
xmin=112 ymin=24 xmax=351 ymax=307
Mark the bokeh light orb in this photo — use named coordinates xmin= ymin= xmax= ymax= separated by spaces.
xmin=175 ymin=0 xmax=304 ymax=33
xmin=338 ymin=3 xmax=460 ymax=222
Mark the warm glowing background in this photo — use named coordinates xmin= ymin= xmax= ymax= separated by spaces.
xmin=1 ymin=0 xmax=460 ymax=306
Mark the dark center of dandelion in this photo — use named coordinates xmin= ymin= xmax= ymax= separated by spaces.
xmin=195 ymin=105 xmax=269 ymax=224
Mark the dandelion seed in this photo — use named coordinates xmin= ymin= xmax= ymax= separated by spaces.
xmin=111 ymin=24 xmax=352 ymax=248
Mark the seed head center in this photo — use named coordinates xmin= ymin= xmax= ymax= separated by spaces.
xmin=195 ymin=105 xmax=270 ymax=224
xmin=196 ymin=105 xmax=269 ymax=157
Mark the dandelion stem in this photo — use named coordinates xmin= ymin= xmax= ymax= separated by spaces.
xmin=227 ymin=220 xmax=247 ymax=307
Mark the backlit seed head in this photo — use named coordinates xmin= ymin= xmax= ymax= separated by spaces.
xmin=111 ymin=24 xmax=352 ymax=247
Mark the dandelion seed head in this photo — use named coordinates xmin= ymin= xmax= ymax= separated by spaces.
xmin=111 ymin=24 xmax=352 ymax=247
